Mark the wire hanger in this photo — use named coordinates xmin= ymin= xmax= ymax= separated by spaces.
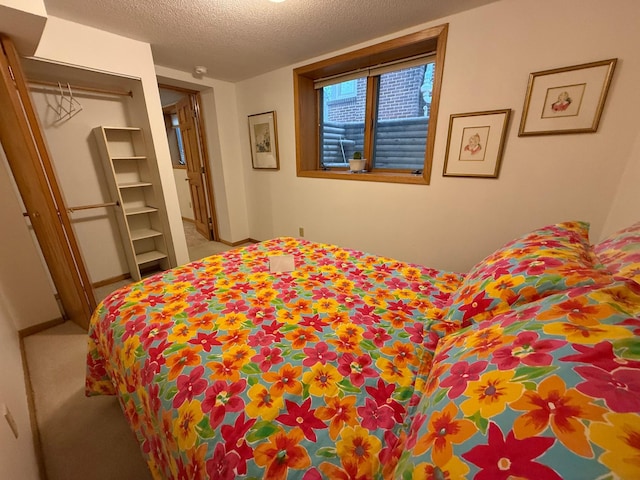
xmin=55 ymin=82 xmax=83 ymax=122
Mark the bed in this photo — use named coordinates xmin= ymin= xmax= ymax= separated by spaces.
xmin=86 ymin=221 xmax=640 ymax=479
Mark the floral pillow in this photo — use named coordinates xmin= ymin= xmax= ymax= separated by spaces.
xmin=443 ymin=221 xmax=612 ymax=327
xmin=395 ymin=279 xmax=640 ymax=479
xmin=594 ymin=221 xmax=640 ymax=284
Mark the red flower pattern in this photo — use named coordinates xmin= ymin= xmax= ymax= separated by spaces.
xmin=86 ymin=230 xmax=640 ymax=480
xmin=574 ymin=366 xmax=640 ymax=413
xmin=337 ymin=353 xmax=377 ymax=386
xmin=491 ymin=331 xmax=565 ymax=370
xmin=438 ymin=360 xmax=488 ymax=399
xmin=276 ymin=398 xmax=327 ymax=442
xmin=462 ymin=423 xmax=561 ymax=480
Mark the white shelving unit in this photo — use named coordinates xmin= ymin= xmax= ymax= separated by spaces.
xmin=93 ymin=126 xmax=169 ymax=281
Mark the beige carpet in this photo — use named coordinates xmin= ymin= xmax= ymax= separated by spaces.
xmin=23 ymin=321 xmax=153 ymax=480
xmin=183 ymin=220 xmax=249 ymax=262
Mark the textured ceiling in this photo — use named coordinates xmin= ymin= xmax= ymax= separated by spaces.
xmin=41 ymin=0 xmax=499 ymax=82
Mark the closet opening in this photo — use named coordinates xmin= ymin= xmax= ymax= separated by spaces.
xmin=7 ymin=53 xmax=178 ymax=310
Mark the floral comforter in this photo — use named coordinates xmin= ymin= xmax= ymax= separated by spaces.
xmin=86 ymin=237 xmax=464 ymax=479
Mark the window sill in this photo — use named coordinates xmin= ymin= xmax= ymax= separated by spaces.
xmin=298 ymin=169 xmax=429 ymax=185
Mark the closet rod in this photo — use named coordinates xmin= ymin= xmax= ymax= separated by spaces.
xmin=28 ymin=79 xmax=133 ymax=97
xmin=22 ymin=201 xmax=120 ymax=216
xmin=67 ymin=201 xmax=120 ymax=212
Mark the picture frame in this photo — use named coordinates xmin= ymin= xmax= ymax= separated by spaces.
xmin=443 ymin=109 xmax=511 ymax=178
xmin=518 ymin=58 xmax=617 ymax=136
xmin=248 ymin=111 xmax=280 ymax=170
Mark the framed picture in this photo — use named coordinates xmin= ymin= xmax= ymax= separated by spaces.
xmin=248 ymin=111 xmax=279 ymax=170
xmin=518 ymin=58 xmax=616 ymax=136
xmin=443 ymin=109 xmax=511 ymax=178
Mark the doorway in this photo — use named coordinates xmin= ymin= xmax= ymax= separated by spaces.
xmin=159 ymin=85 xmax=218 ymax=243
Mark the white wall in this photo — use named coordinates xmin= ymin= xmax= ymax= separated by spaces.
xmin=235 ymin=0 xmax=640 ymax=272
xmin=34 ymin=17 xmax=190 ymax=267
xmin=0 ymin=0 xmax=47 ymax=55
xmin=173 ymin=168 xmax=195 ymax=220
xmin=0 ymin=302 xmax=40 ymax=480
xmin=602 ymin=128 xmax=640 ymax=238
xmin=0 ymin=0 xmax=44 ymax=13
xmin=0 ymin=146 xmax=60 ymax=328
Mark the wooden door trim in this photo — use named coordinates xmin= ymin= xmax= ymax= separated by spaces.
xmin=159 ymin=83 xmax=219 ymax=241
xmin=3 ymin=37 xmax=96 ymax=313
xmin=194 ymin=91 xmax=219 ymax=242
xmin=0 ymin=35 xmax=95 ymax=329
xmin=176 ymin=95 xmax=208 ymax=238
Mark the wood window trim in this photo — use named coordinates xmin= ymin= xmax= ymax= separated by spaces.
xmin=293 ymin=23 xmax=448 ymax=185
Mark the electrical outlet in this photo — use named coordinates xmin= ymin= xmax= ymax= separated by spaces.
xmin=3 ymin=404 xmax=18 ymax=439
xmin=298 ymin=227 xmax=304 ymax=237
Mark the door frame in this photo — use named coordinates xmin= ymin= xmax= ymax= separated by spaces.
xmin=176 ymin=94 xmax=210 ymax=239
xmin=159 ymin=84 xmax=219 ymax=241
xmin=0 ymin=35 xmax=96 ymax=329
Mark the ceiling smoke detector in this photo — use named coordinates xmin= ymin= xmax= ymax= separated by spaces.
xmin=193 ymin=66 xmax=207 ymax=78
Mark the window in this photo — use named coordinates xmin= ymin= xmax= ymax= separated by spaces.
xmin=320 ymin=77 xmax=366 ymax=167
xmin=294 ymin=24 xmax=448 ymax=185
xmin=170 ymin=113 xmax=186 ymax=166
xmin=325 ymin=79 xmax=358 ymax=103
xmin=319 ymin=59 xmax=434 ymax=170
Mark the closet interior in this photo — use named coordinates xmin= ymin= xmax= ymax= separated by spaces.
xmin=17 ymin=57 xmax=175 ymax=301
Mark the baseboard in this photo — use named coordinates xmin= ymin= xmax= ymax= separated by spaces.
xmin=182 ymin=216 xmax=195 ymax=223
xmin=217 ymin=238 xmax=259 ymax=247
xmin=92 ymin=273 xmax=131 ymax=289
xmin=18 ymin=317 xmax=65 ymax=339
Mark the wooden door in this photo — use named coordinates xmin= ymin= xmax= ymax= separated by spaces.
xmin=177 ymin=95 xmax=211 ymax=239
xmin=0 ymin=35 xmax=96 ymax=329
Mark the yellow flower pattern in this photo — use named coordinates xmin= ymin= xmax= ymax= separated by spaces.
xmin=85 ymin=224 xmax=640 ymax=479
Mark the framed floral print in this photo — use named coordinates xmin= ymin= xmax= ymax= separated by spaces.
xmin=518 ymin=59 xmax=617 ymax=136
xmin=443 ymin=109 xmax=511 ymax=178
xmin=248 ymin=111 xmax=280 ymax=170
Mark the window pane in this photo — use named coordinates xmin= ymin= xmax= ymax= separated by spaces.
xmin=320 ymin=77 xmax=366 ymax=168
xmin=175 ymin=127 xmax=186 ymax=165
xmin=372 ymin=62 xmax=434 ymax=170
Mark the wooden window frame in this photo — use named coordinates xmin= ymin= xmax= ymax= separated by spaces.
xmin=293 ymin=24 xmax=448 ymax=185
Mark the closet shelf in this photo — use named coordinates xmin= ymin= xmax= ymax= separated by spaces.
xmin=94 ymin=125 xmax=170 ymax=281
xmin=112 ymin=156 xmax=147 ymax=161
xmin=136 ymin=250 xmax=168 ymax=265
xmin=103 ymin=126 xmax=142 ymax=131
xmin=130 ymin=228 xmax=164 ymax=241
xmin=118 ymin=181 xmax=153 ymax=189
xmin=125 ymin=205 xmax=158 ymax=216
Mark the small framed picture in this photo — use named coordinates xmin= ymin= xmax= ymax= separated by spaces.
xmin=518 ymin=58 xmax=616 ymax=136
xmin=248 ymin=111 xmax=279 ymax=170
xmin=443 ymin=109 xmax=511 ymax=178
